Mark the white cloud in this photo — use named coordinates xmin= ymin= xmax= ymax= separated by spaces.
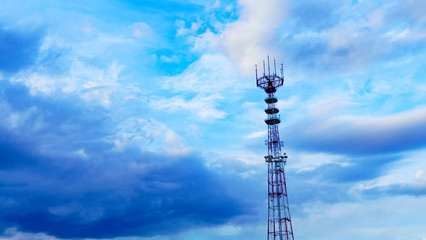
xmin=190 ymin=28 xmax=221 ymax=52
xmin=244 ymin=130 xmax=267 ymax=139
xmin=112 ymin=118 xmax=161 ymax=151
xmin=176 ymin=20 xmax=202 ymax=36
xmin=177 ymin=28 xmax=190 ymax=36
xmin=6 ymin=107 xmax=37 ymax=130
xmin=170 ymin=0 xmax=214 ymax=7
xmin=164 ymin=53 xmax=244 ymax=93
xmin=160 ymin=54 xmax=179 ymax=63
xmin=386 ymin=28 xmax=426 ymax=43
xmin=414 ymin=170 xmax=424 ymax=182
xmin=287 ymin=151 xmax=346 ymax=172
xmin=131 ymin=22 xmax=154 ymax=38
xmin=204 ymin=150 xmax=265 ymax=167
xmin=276 ymin=95 xmax=299 ymax=110
xmin=222 ymin=0 xmax=288 ymax=75
xmin=0 ymin=101 xmax=46 ymax=136
xmin=150 ymin=94 xmax=226 ymax=120
xmin=112 ymin=118 xmax=192 ymax=155
xmin=12 ymin=60 xmax=124 ymax=107
xmin=163 ymin=129 xmax=193 ymax=155
xmin=340 ymin=106 xmax=426 ymax=133
xmin=214 ymin=224 xmax=242 ymax=236
xmin=11 ymin=72 xmax=58 ymax=95
xmin=153 ymin=53 xmax=248 ymax=121
xmin=74 ymin=149 xmax=89 ymax=159
xmin=0 ymin=228 xmax=60 ymax=240
xmin=386 ymin=28 xmax=410 ymax=42
xmin=190 ymin=22 xmax=202 ymax=32
xmin=294 ymin=196 xmax=426 ymax=240
xmin=185 ymin=123 xmax=201 ymax=139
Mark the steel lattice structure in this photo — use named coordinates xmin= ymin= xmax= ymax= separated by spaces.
xmin=256 ymin=57 xmax=295 ymax=240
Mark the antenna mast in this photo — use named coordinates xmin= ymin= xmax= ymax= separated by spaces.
xmin=256 ymin=58 xmax=295 ymax=240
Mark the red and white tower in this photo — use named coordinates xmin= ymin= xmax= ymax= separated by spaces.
xmin=256 ymin=57 xmax=295 ymax=240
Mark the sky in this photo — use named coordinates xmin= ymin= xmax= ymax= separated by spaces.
xmin=0 ymin=0 xmax=425 ymax=239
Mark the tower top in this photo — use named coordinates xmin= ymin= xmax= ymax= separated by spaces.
xmin=255 ymin=56 xmax=284 ymax=93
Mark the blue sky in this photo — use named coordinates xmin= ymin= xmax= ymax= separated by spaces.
xmin=0 ymin=0 xmax=425 ymax=239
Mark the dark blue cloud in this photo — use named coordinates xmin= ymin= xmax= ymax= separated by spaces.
xmin=285 ymin=154 xmax=401 ymax=214
xmin=0 ymin=81 xmax=113 ymax=158
xmin=0 ymin=27 xmax=43 ymax=73
xmin=285 ymin=108 xmax=426 ymax=156
xmin=0 ymin=147 xmax=244 ymax=238
xmin=296 ymin=155 xmax=400 ymax=183
xmin=0 ymin=80 xmax=255 ymax=239
xmin=243 ymin=137 xmax=404 ymax=208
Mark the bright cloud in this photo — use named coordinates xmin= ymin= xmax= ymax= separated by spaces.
xmin=223 ymin=0 xmax=287 ymax=75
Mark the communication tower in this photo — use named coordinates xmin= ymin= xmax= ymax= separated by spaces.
xmin=256 ymin=57 xmax=295 ymax=240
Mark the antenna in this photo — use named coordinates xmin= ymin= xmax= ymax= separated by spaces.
xmin=267 ymin=55 xmax=271 ymax=77
xmin=255 ymin=56 xmax=284 ymax=92
xmin=274 ymin=59 xmax=277 ymax=75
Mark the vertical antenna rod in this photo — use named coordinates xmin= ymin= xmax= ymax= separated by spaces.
xmin=267 ymin=55 xmax=271 ymax=77
xmin=274 ymin=59 xmax=277 ymax=75
xmin=263 ymin=60 xmax=266 ymax=76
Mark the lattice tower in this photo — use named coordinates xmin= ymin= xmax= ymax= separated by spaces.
xmin=256 ymin=57 xmax=295 ymax=240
